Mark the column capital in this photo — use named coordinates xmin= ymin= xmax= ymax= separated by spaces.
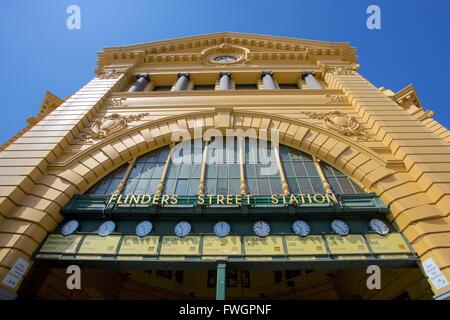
xmin=136 ymin=73 xmax=150 ymax=81
xmin=219 ymin=72 xmax=232 ymax=78
xmin=261 ymin=71 xmax=274 ymax=79
xmin=177 ymin=72 xmax=190 ymax=79
xmin=301 ymin=71 xmax=316 ymax=80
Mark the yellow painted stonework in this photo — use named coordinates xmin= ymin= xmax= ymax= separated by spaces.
xmin=0 ymin=32 xmax=449 ymax=298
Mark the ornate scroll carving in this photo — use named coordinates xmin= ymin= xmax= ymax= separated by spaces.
xmin=96 ymin=70 xmax=124 ymax=79
xmin=110 ymin=97 xmax=127 ymax=107
xmin=301 ymin=110 xmax=372 ymax=140
xmin=319 ymin=63 xmax=360 ymax=75
xmin=326 ymin=95 xmax=349 ymax=105
xmin=83 ymin=113 xmax=149 ymax=141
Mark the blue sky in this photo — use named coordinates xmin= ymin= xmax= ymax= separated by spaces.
xmin=1 ymin=0 xmax=449 ymax=144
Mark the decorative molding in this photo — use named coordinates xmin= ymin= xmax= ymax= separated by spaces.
xmin=319 ymin=63 xmax=360 ymax=75
xmin=83 ymin=113 xmax=149 ymax=142
xmin=109 ymin=97 xmax=127 ymax=108
xmin=326 ymin=94 xmax=349 ymax=105
xmin=301 ymin=110 xmax=372 ymax=141
xmin=201 ymin=43 xmax=250 ymax=65
xmin=96 ymin=70 xmax=124 ymax=79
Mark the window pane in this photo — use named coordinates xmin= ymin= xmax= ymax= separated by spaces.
xmin=229 ymin=179 xmax=241 ymax=194
xmin=147 ymin=179 xmax=160 ymax=194
xmin=287 ymin=178 xmax=300 ymax=194
xmin=327 ymin=177 xmax=342 ymax=194
xmin=152 ymin=163 xmax=165 ymax=179
xmin=293 ymin=162 xmax=307 ymax=176
xmin=167 ymin=164 xmax=180 ymax=178
xmin=304 ymin=162 xmax=319 ymax=176
xmin=283 ymin=162 xmax=296 ymax=177
xmin=188 ymin=179 xmax=199 ymax=195
xmin=129 ymin=163 xmax=144 ymax=179
xmin=179 ymin=164 xmax=192 ymax=178
xmin=229 ymin=164 xmax=241 ymax=178
xmin=246 ymin=179 xmax=258 ymax=195
xmin=123 ymin=179 xmax=138 ymax=194
xmin=164 ymin=179 xmax=177 ymax=194
xmin=310 ymin=178 xmax=325 ymax=193
xmin=206 ymin=166 xmax=217 ymax=178
xmin=140 ymin=163 xmax=155 ymax=179
xmin=270 ymin=178 xmax=282 ymax=194
xmin=175 ymin=179 xmax=188 ymax=195
xmin=245 ymin=164 xmax=256 ymax=178
xmin=217 ymin=164 xmax=228 ymax=178
xmin=205 ymin=179 xmax=216 ymax=195
xmin=298 ymin=178 xmax=313 ymax=194
xmin=134 ymin=179 xmax=150 ymax=194
xmin=258 ymin=178 xmax=271 ymax=195
xmin=338 ymin=177 xmax=355 ymax=194
xmin=157 ymin=148 xmax=169 ymax=162
xmin=191 ymin=164 xmax=202 ymax=178
xmin=217 ymin=179 xmax=228 ymax=194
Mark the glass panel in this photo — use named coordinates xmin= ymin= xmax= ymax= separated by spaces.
xmin=298 ymin=178 xmax=313 ymax=194
xmin=179 ymin=163 xmax=192 ymax=179
xmin=287 ymin=178 xmax=300 ymax=194
xmin=205 ymin=179 xmax=216 ymax=195
xmin=134 ymin=179 xmax=150 ymax=194
xmin=217 ymin=179 xmax=228 ymax=194
xmin=293 ymin=162 xmax=306 ymax=176
xmin=229 ymin=164 xmax=241 ymax=178
xmin=188 ymin=179 xmax=200 ymax=195
xmin=191 ymin=164 xmax=202 ymax=178
xmin=164 ymin=179 xmax=177 ymax=194
xmin=246 ymin=179 xmax=258 ymax=195
xmin=270 ymin=178 xmax=282 ymax=194
xmin=123 ymin=179 xmax=138 ymax=194
xmin=217 ymin=164 xmax=228 ymax=179
xmin=310 ymin=178 xmax=325 ymax=193
xmin=147 ymin=179 xmax=160 ymax=194
xmin=229 ymin=179 xmax=241 ymax=194
xmin=175 ymin=179 xmax=188 ymax=195
xmin=152 ymin=163 xmax=165 ymax=179
xmin=206 ymin=166 xmax=217 ymax=179
xmin=245 ymin=164 xmax=256 ymax=178
xmin=258 ymin=178 xmax=271 ymax=195
xmin=304 ymin=162 xmax=319 ymax=176
xmin=140 ymin=163 xmax=155 ymax=179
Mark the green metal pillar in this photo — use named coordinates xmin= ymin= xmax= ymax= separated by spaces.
xmin=216 ymin=262 xmax=227 ymax=300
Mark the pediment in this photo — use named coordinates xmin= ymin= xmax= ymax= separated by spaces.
xmin=97 ymin=32 xmax=357 ymax=69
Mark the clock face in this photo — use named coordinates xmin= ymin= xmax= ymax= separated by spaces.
xmin=331 ymin=219 xmax=350 ymax=236
xmin=214 ymin=221 xmax=231 ymax=238
xmin=369 ymin=219 xmax=390 ymax=235
xmin=174 ymin=221 xmax=191 ymax=238
xmin=136 ymin=221 xmax=153 ymax=237
xmin=292 ymin=220 xmax=311 ymax=237
xmin=253 ymin=221 xmax=271 ymax=237
xmin=212 ymin=55 xmax=237 ymax=63
xmin=98 ymin=220 xmax=115 ymax=237
xmin=61 ymin=220 xmax=79 ymax=236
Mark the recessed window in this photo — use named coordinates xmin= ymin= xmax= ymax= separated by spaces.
xmin=235 ymin=84 xmax=258 ymax=90
xmin=193 ymin=84 xmax=215 ymax=91
xmin=278 ymin=83 xmax=299 ymax=89
xmin=153 ymin=85 xmax=172 ymax=91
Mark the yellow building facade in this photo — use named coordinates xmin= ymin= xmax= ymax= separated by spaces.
xmin=1 ymin=32 xmax=449 ymax=300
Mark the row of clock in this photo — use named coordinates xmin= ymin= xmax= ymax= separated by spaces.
xmin=60 ymin=218 xmax=390 ymax=238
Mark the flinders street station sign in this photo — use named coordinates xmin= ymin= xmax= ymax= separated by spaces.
xmin=107 ymin=193 xmax=339 ymax=207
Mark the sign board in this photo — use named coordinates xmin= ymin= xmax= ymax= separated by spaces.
xmin=285 ymin=235 xmax=327 ymax=256
xmin=118 ymin=236 xmax=159 ymax=255
xmin=77 ymin=235 xmax=121 ymax=255
xmin=325 ymin=235 xmax=370 ymax=255
xmin=422 ymin=257 xmax=449 ymax=291
xmin=39 ymin=235 xmax=83 ymax=254
xmin=202 ymin=236 xmax=242 ymax=256
xmin=365 ymin=234 xmax=410 ymax=254
xmin=159 ymin=236 xmax=200 ymax=256
xmin=243 ymin=236 xmax=284 ymax=256
xmin=1 ymin=257 xmax=31 ymax=289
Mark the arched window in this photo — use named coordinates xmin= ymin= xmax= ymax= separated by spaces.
xmin=87 ymin=141 xmax=364 ymax=196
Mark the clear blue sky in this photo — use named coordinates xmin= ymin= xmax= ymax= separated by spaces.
xmin=1 ymin=0 xmax=449 ymax=144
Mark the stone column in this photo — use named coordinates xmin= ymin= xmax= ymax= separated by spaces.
xmin=302 ymin=72 xmax=323 ymax=89
xmin=173 ymin=73 xmax=190 ymax=91
xmin=261 ymin=71 xmax=276 ymax=90
xmin=128 ymin=73 xmax=150 ymax=92
xmin=218 ymin=72 xmax=232 ymax=90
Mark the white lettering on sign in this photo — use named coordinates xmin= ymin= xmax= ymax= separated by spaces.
xmin=422 ymin=258 xmax=449 ymax=291
xmin=1 ymin=257 xmax=30 ymax=289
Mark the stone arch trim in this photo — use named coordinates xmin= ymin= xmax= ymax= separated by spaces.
xmin=1 ymin=110 xmax=450 ymax=294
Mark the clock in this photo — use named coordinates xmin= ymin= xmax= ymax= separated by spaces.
xmin=331 ymin=219 xmax=350 ymax=236
xmin=253 ymin=221 xmax=271 ymax=237
xmin=369 ymin=219 xmax=390 ymax=235
xmin=174 ymin=221 xmax=191 ymax=238
xmin=214 ymin=221 xmax=231 ymax=238
xmin=61 ymin=220 xmax=79 ymax=236
xmin=212 ymin=55 xmax=237 ymax=63
xmin=292 ymin=220 xmax=311 ymax=237
xmin=136 ymin=221 xmax=153 ymax=237
xmin=98 ymin=220 xmax=115 ymax=237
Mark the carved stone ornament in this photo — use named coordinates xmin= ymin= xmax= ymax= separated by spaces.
xmin=96 ymin=70 xmax=124 ymax=79
xmin=301 ymin=110 xmax=372 ymax=140
xmin=326 ymin=95 xmax=349 ymax=105
xmin=201 ymin=43 xmax=250 ymax=65
xmin=320 ymin=63 xmax=360 ymax=75
xmin=83 ymin=113 xmax=149 ymax=141
xmin=110 ymin=97 xmax=127 ymax=107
